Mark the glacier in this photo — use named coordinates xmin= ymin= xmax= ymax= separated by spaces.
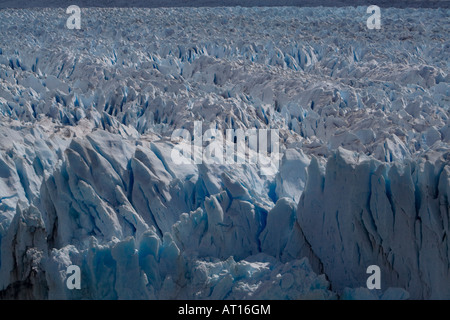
xmin=0 ymin=6 xmax=449 ymax=299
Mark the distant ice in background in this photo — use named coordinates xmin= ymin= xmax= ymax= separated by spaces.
xmin=0 ymin=0 xmax=449 ymax=8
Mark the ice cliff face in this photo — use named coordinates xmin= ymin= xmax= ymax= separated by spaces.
xmin=298 ymin=148 xmax=450 ymax=299
xmin=0 ymin=6 xmax=448 ymax=299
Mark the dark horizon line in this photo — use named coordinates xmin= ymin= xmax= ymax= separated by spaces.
xmin=0 ymin=0 xmax=449 ymax=9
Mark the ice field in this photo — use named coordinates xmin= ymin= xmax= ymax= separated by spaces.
xmin=0 ymin=5 xmax=449 ymax=299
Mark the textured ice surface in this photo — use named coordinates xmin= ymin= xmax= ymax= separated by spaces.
xmin=0 ymin=6 xmax=449 ymax=299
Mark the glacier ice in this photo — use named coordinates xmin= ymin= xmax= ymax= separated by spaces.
xmin=0 ymin=6 xmax=449 ymax=299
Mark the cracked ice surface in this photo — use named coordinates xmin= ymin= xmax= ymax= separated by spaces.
xmin=0 ymin=6 xmax=448 ymax=299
